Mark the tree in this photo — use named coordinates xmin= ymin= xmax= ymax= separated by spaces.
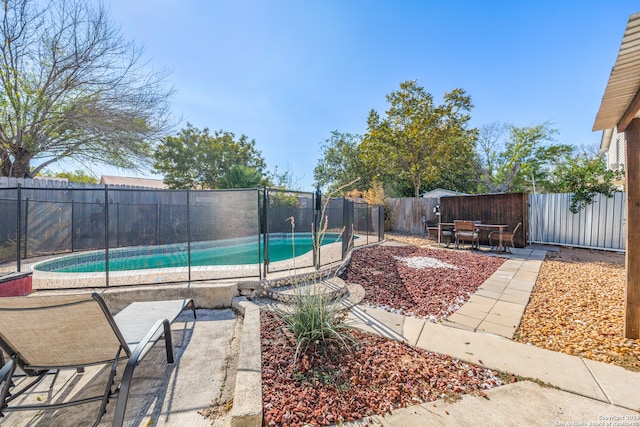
xmin=543 ymin=148 xmax=623 ymax=213
xmin=427 ymin=133 xmax=482 ymax=194
xmin=476 ymin=122 xmax=505 ymax=192
xmin=218 ymin=165 xmax=263 ymax=189
xmin=153 ymin=124 xmax=266 ymax=189
xmin=0 ymin=0 xmax=174 ymax=178
xmin=478 ymin=122 xmax=573 ymax=193
xmin=313 ymin=131 xmax=372 ymax=195
xmin=360 ymin=80 xmax=476 ymax=198
xmin=39 ymin=169 xmax=98 ymax=184
xmin=265 ymin=165 xmax=303 ymax=190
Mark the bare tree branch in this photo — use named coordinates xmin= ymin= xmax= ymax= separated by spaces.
xmin=0 ymin=0 xmax=175 ymax=177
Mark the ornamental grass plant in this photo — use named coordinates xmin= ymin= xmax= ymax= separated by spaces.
xmin=274 ymin=179 xmax=360 ymax=362
xmin=275 ymin=286 xmax=356 ymax=362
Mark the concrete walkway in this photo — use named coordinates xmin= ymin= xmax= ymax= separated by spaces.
xmin=349 ymin=305 xmax=640 ymax=410
xmin=444 ymin=247 xmax=547 ymax=338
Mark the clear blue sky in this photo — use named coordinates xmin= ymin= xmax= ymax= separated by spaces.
xmin=103 ymin=0 xmax=638 ymax=191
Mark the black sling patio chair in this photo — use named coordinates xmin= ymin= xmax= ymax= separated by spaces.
xmin=0 ymin=293 xmax=195 ymax=427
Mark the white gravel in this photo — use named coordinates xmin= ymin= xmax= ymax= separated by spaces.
xmin=393 ymin=256 xmax=459 ymax=270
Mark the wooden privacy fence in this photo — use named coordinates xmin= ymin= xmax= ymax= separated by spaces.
xmin=389 ymin=193 xmax=626 ymax=252
xmin=388 ymin=194 xmax=528 ymax=247
xmin=388 ymin=197 xmax=439 ymax=234
xmin=440 ymin=193 xmax=529 ymax=247
xmin=0 ymin=176 xmax=156 ymax=190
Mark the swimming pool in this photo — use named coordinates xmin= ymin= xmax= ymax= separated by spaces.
xmin=33 ymin=233 xmax=344 ymax=273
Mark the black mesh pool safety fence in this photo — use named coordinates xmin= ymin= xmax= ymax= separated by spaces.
xmin=0 ymin=185 xmax=383 ymax=290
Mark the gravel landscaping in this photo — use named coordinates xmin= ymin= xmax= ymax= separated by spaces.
xmin=513 ymin=247 xmax=640 ymax=372
xmin=261 ymin=311 xmax=504 ymax=427
xmin=340 ymin=245 xmax=505 ymax=321
xmin=384 ymin=232 xmax=640 ymax=372
xmin=260 ymin=233 xmax=640 ymax=426
xmin=261 ymin=236 xmax=508 ymax=426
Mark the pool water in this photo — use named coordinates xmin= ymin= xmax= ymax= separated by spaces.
xmin=34 ymin=234 xmax=343 ymax=273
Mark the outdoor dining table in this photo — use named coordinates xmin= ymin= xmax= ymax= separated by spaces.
xmin=438 ymin=222 xmax=509 ymax=252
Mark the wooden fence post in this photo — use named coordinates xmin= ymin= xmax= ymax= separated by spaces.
xmin=625 ymin=118 xmax=640 ymax=339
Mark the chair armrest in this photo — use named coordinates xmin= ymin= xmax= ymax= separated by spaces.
xmin=113 ymin=318 xmax=172 ymax=427
xmin=0 ymin=358 xmax=14 ymax=383
xmin=128 ymin=318 xmax=174 ymax=364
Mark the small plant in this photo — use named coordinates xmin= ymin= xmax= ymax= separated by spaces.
xmin=276 ymin=287 xmax=356 ymax=361
xmin=275 ymin=178 xmax=361 ymax=363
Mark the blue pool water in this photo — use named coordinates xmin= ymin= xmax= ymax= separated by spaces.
xmin=34 ymin=234 xmax=344 ymax=273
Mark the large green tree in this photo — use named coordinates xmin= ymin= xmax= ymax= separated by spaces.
xmin=218 ymin=164 xmax=263 ymax=189
xmin=477 ymin=122 xmax=573 ymax=193
xmin=542 ymin=147 xmax=623 ymax=213
xmin=154 ymin=124 xmax=266 ymax=189
xmin=427 ymin=132 xmax=482 ymax=194
xmin=38 ymin=169 xmax=98 ymax=184
xmin=313 ymin=131 xmax=372 ymax=195
xmin=0 ymin=0 xmax=173 ymax=178
xmin=360 ymin=80 xmax=476 ymax=197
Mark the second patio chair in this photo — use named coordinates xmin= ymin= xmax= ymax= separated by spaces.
xmin=489 ymin=222 xmax=522 ymax=252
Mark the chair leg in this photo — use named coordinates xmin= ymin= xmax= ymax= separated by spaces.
xmin=93 ymin=353 xmax=121 ymax=427
xmin=506 ymin=237 xmax=514 ymax=253
xmin=0 ymin=359 xmax=17 ymax=416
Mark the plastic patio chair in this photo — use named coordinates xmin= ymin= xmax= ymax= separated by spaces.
xmin=0 ymin=293 xmax=195 ymax=427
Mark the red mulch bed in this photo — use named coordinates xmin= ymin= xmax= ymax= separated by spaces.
xmin=261 ymin=245 xmax=508 ymax=426
xmin=340 ymin=246 xmax=506 ymax=320
xmin=261 ymin=311 xmax=504 ymax=427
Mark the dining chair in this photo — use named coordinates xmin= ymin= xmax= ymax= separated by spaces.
xmin=489 ymin=222 xmax=522 ymax=252
xmin=454 ymin=220 xmax=479 ymax=250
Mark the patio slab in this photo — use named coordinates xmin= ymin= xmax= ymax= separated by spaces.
xmin=0 ymin=309 xmax=239 ymax=427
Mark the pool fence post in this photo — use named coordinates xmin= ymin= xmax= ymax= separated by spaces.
xmin=187 ymin=189 xmax=191 ymax=283
xmin=16 ymin=184 xmax=21 ymax=272
xmin=104 ymin=186 xmax=110 ymax=287
xmin=262 ymin=188 xmax=269 ymax=278
xmin=115 ymin=202 xmax=119 ymax=248
xmin=314 ymin=186 xmax=321 ymax=269
xmin=342 ymin=198 xmax=354 ymax=260
xmin=71 ymin=198 xmax=75 ymax=252
xmin=23 ymin=197 xmax=29 ymax=258
xmin=155 ymin=202 xmax=160 ymax=246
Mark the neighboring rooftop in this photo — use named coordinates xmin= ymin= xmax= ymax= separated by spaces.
xmin=420 ymin=188 xmax=468 ymax=199
xmin=99 ymin=175 xmax=168 ymax=189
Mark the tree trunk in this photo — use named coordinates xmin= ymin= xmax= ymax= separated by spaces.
xmin=0 ymin=149 xmax=11 ymax=177
xmin=499 ymin=161 xmax=521 ymax=193
xmin=9 ymin=149 xmax=33 ymax=178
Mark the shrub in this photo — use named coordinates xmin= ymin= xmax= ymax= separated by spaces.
xmin=275 ymin=286 xmax=356 ymax=362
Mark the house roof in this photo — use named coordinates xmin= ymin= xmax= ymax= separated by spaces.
xmin=99 ymin=175 xmax=168 ymax=189
xmin=599 ymin=128 xmax=615 ymax=152
xmin=594 ymin=11 xmax=640 ymax=132
xmin=420 ymin=188 xmax=468 ymax=198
